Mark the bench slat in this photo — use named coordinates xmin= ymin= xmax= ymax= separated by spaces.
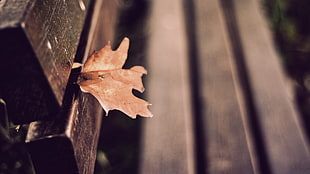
xmin=190 ymin=0 xmax=256 ymax=173
xmin=139 ymin=0 xmax=195 ymax=173
xmin=25 ymin=0 xmax=118 ymax=173
xmin=225 ymin=0 xmax=310 ymax=173
xmin=0 ymin=0 xmax=91 ymax=123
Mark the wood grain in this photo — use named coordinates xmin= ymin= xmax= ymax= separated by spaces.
xmin=25 ymin=0 xmax=119 ymax=173
xmin=0 ymin=0 xmax=91 ymax=123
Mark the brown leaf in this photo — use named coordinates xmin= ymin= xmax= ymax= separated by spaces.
xmin=76 ymin=37 xmax=152 ymax=119
xmin=83 ymin=38 xmax=129 ymax=72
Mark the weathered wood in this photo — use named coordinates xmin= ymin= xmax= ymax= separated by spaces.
xmin=0 ymin=0 xmax=91 ymax=124
xmin=222 ymin=0 xmax=310 ymax=173
xmin=26 ymin=92 xmax=102 ymax=174
xmin=139 ymin=0 xmax=195 ymax=174
xmin=188 ymin=0 xmax=256 ymax=173
xmin=25 ymin=0 xmax=119 ymax=173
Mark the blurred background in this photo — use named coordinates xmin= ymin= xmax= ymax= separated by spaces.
xmin=264 ymin=0 xmax=310 ymax=137
xmin=1 ymin=0 xmax=310 ymax=173
xmin=97 ymin=0 xmax=310 ymax=173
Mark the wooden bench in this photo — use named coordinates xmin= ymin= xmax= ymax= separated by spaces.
xmin=139 ymin=0 xmax=310 ymax=174
xmin=1 ymin=0 xmax=310 ymax=173
xmin=0 ymin=0 xmax=118 ymax=173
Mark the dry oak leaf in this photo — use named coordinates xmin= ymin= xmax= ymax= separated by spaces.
xmin=76 ymin=37 xmax=153 ymax=119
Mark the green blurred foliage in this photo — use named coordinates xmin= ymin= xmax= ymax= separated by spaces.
xmin=264 ymin=0 xmax=310 ymax=77
xmin=264 ymin=0 xmax=310 ymax=139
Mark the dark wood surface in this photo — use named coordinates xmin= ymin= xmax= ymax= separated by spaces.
xmin=26 ymin=91 xmax=102 ymax=174
xmin=23 ymin=0 xmax=92 ymax=104
xmin=25 ymin=0 xmax=119 ymax=173
xmin=0 ymin=0 xmax=91 ymax=123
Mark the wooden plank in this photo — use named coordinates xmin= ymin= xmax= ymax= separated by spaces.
xmin=0 ymin=0 xmax=91 ymax=123
xmin=138 ymin=0 xmax=195 ymax=174
xmin=0 ymin=24 xmax=59 ymax=124
xmin=223 ymin=0 xmax=310 ymax=173
xmin=23 ymin=0 xmax=92 ymax=103
xmin=25 ymin=0 xmax=119 ymax=173
xmin=26 ymin=92 xmax=102 ymax=174
xmin=189 ymin=0 xmax=256 ymax=173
